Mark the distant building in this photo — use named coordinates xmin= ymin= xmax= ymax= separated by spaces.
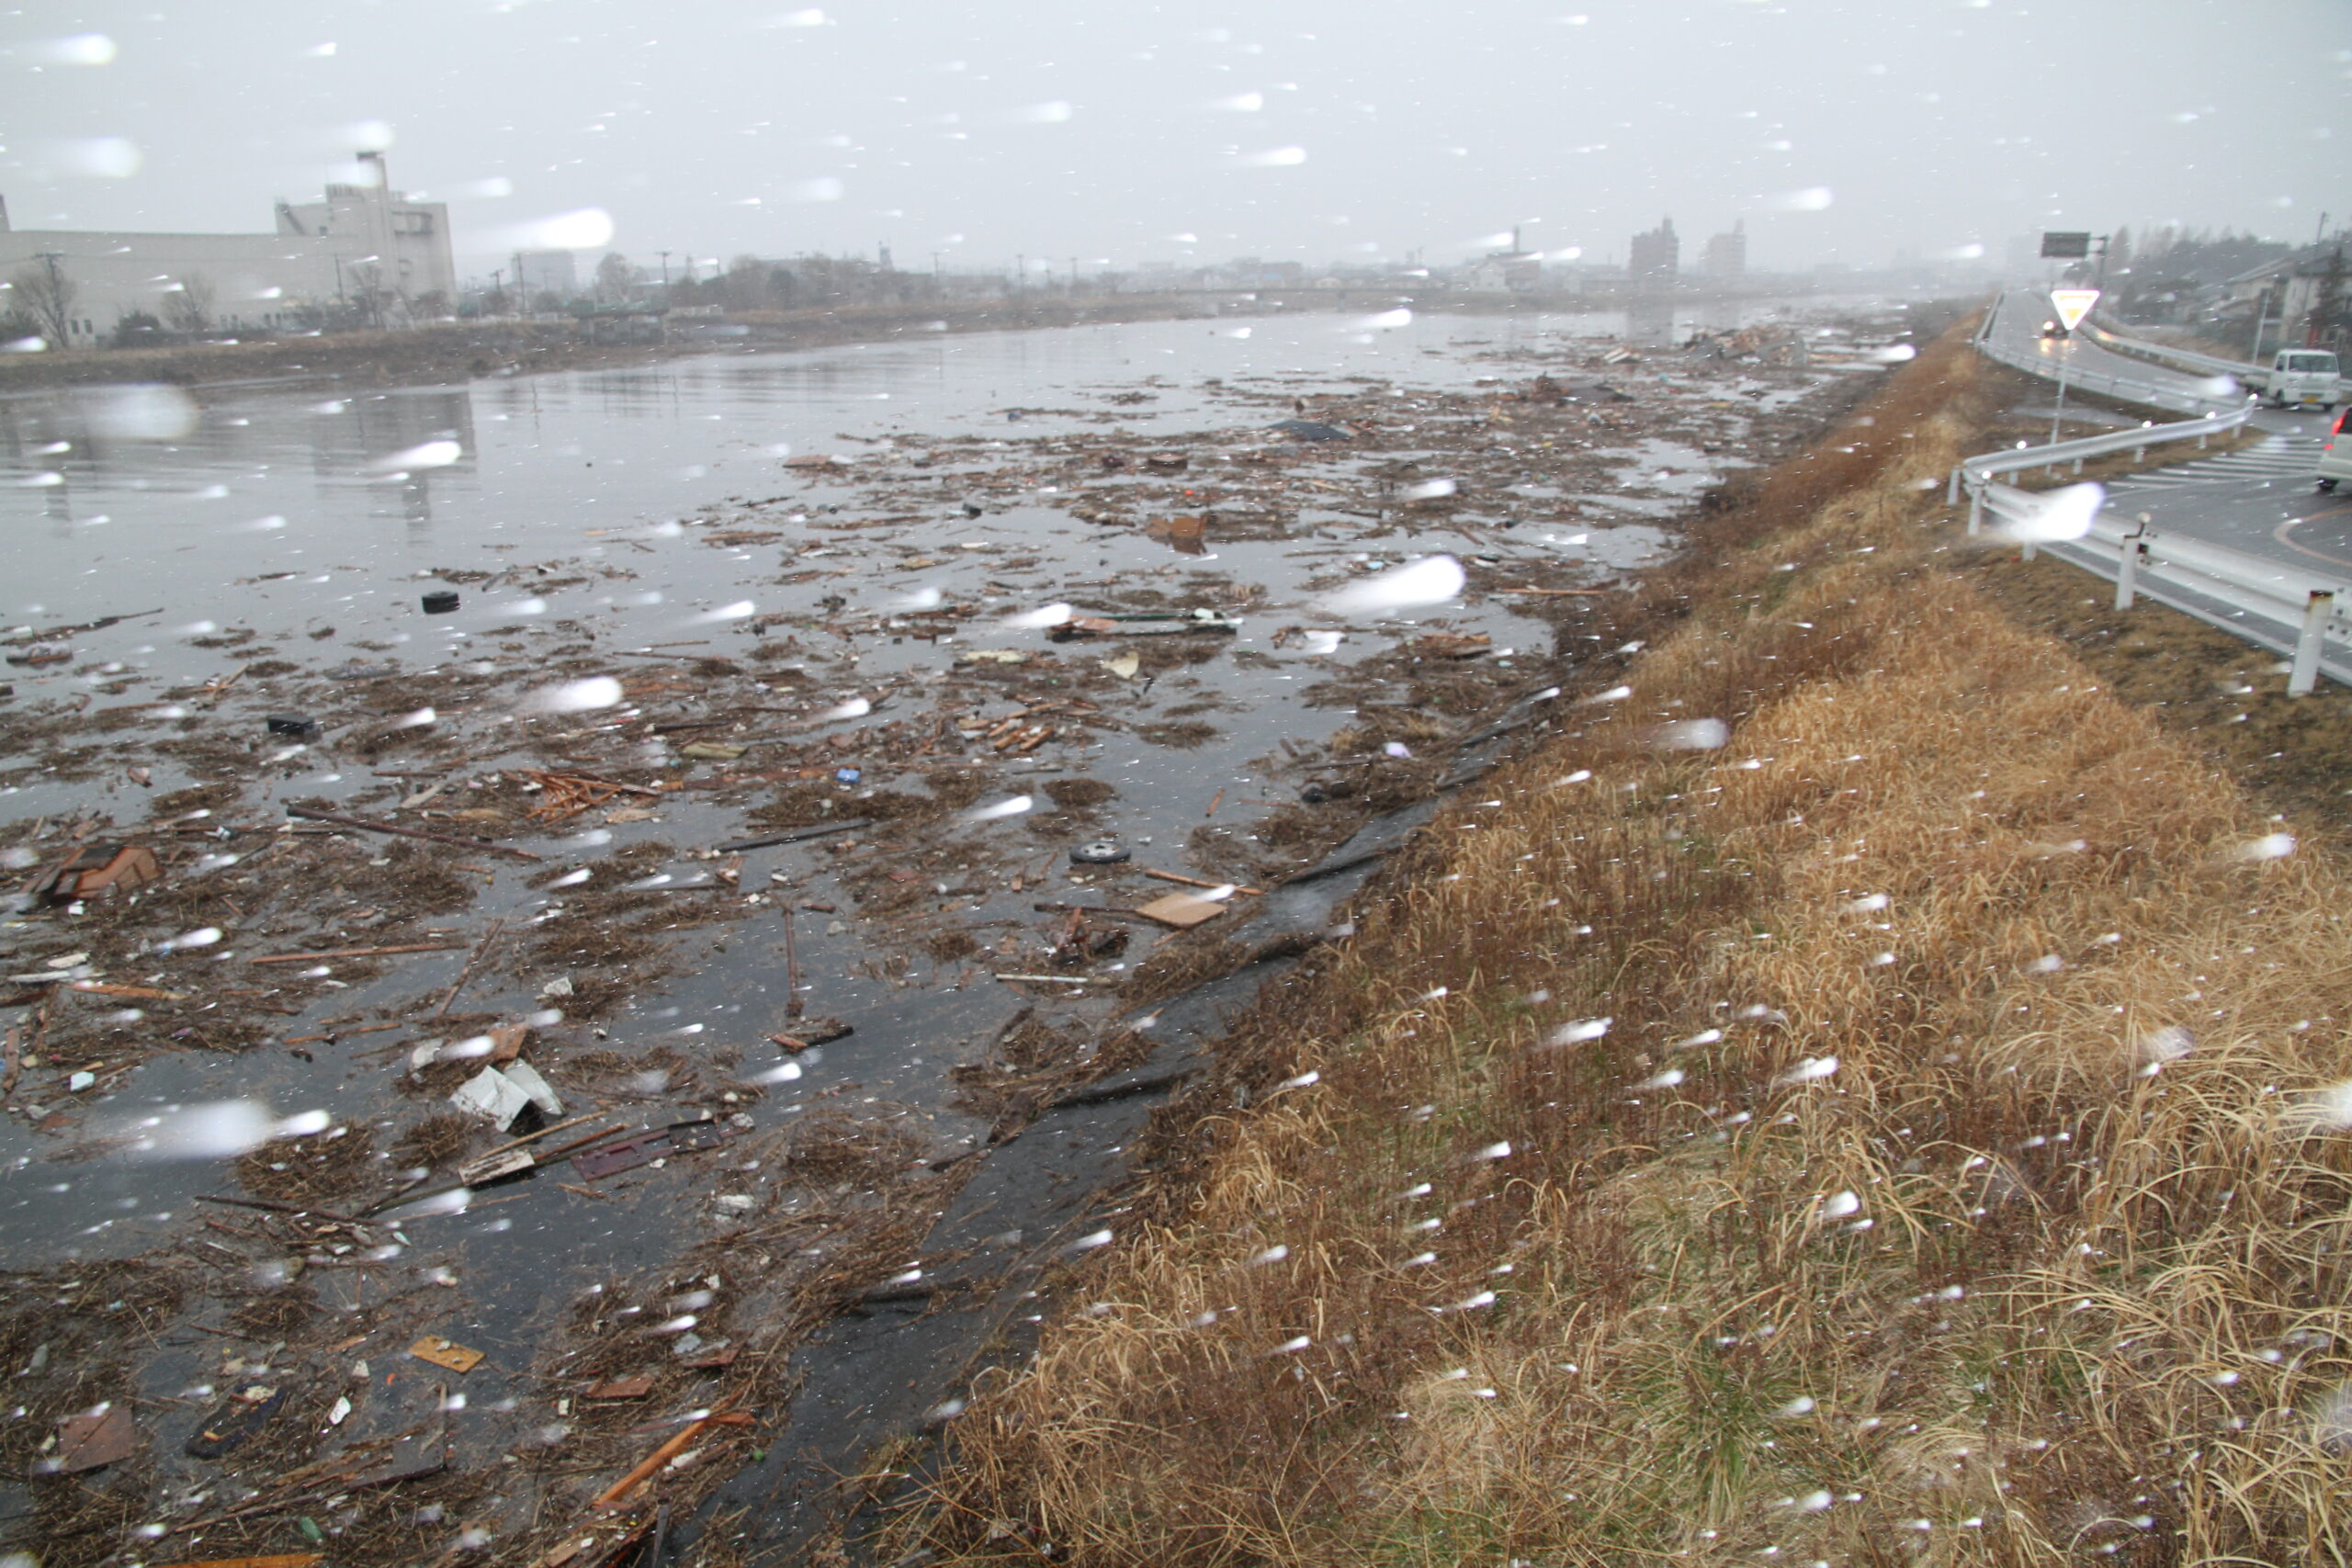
xmin=1628 ymin=217 xmax=1679 ymax=288
xmin=2225 ymin=237 xmax=2349 ymax=353
xmin=0 ymin=153 xmax=456 ymax=341
xmin=1462 ymin=228 xmax=1544 ymax=293
xmin=516 ymin=250 xmax=578 ymax=299
xmin=1701 ymin=220 xmax=1746 ymax=281
xmin=1211 ymin=256 xmax=1306 ymax=288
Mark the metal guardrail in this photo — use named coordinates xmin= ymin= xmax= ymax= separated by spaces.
xmin=1961 ymin=296 xmax=2346 ymax=692
xmin=1975 ymin=290 xmax=2241 ymax=416
xmin=2078 ymin=318 xmax=2259 ymax=381
xmin=1973 ymin=482 xmax=2352 ymax=694
xmin=1942 ymin=400 xmax=2256 ymax=525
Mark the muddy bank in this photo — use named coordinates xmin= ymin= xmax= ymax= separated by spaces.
xmin=0 ymin=293 xmax=1266 ymax=396
xmin=0 ymin=303 xmax=1904 ymax=1565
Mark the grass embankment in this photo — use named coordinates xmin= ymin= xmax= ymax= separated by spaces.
xmin=890 ymin=321 xmax=2352 ymax=1564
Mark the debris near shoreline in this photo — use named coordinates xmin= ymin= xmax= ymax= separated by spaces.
xmin=884 ymin=316 xmax=2352 ymax=1568
xmin=0 ymin=307 xmax=1910 ymax=1565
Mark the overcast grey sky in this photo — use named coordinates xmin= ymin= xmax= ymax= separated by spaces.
xmin=3 ymin=0 xmax=2344 ymax=277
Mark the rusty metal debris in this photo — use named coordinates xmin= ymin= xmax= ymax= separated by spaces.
xmin=47 ymin=1402 xmax=137 ymax=1474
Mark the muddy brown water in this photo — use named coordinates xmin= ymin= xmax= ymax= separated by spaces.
xmin=0 ymin=299 xmax=1884 ymax=1561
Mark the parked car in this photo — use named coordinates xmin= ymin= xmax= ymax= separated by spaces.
xmin=2264 ymin=348 xmax=2341 ymax=411
xmin=2316 ymin=406 xmax=2351 ymax=492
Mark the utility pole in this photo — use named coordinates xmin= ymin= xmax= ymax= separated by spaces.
xmin=659 ymin=251 xmax=672 ymax=288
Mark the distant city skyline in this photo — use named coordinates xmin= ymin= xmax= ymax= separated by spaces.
xmin=4 ymin=1 xmax=2337 ymax=277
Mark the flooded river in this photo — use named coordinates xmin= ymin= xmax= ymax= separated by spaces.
xmin=0 ymin=297 xmax=1886 ymax=1564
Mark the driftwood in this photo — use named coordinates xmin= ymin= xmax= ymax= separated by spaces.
xmin=283 ymin=806 xmax=542 ymax=861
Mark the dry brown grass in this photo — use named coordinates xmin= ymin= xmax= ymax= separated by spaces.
xmin=888 ymin=321 xmax=2352 ymax=1566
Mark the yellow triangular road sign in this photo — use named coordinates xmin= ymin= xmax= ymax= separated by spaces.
xmin=2050 ymin=288 xmax=2101 ymax=332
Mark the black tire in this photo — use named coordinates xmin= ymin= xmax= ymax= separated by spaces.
xmin=2322 ymin=479 xmax=2340 ymax=493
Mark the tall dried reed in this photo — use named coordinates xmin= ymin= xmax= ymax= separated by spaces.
xmin=895 ymin=321 xmax=2352 ymax=1566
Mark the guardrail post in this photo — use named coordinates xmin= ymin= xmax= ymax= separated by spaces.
xmin=1965 ymin=483 xmax=1984 ymax=536
xmin=2290 ymin=591 xmax=2333 ymax=697
xmin=2116 ymin=536 xmax=2141 ymax=611
xmin=1946 ymin=465 xmax=1962 ymax=505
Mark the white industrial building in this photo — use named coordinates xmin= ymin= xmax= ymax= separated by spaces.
xmin=0 ymin=153 xmax=456 ymax=343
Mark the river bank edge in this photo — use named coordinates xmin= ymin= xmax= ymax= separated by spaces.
xmin=872 ymin=315 xmax=2352 ymax=1565
xmin=0 ymin=293 xmax=1280 ymax=396
xmin=0 ymin=287 xmax=1856 ymax=400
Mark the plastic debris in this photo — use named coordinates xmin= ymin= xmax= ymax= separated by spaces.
xmin=266 ymin=713 xmax=322 ymax=739
xmin=184 ymin=1392 xmax=290 ymax=1466
xmin=422 ymin=591 xmax=460 ymax=615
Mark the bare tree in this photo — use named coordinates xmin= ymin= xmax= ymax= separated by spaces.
xmin=162 ymin=272 xmax=217 ymax=335
xmin=346 ymin=262 xmax=389 ymax=329
xmin=594 ymin=252 xmax=635 ymax=303
xmin=723 ymin=254 xmax=770 ymax=311
xmin=8 ymin=259 xmax=78 ymax=347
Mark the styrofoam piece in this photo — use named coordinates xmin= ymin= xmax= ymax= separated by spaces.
xmin=451 ymin=1065 xmax=532 ymax=1127
xmin=500 ymin=1059 xmax=564 ymax=1117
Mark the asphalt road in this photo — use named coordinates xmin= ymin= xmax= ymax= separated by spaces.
xmin=1983 ymin=287 xmax=2239 ymax=412
xmin=1986 ymin=288 xmax=2352 ymax=580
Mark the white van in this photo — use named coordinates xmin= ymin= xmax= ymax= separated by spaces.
xmin=2265 ymin=348 xmax=2341 ymax=410
xmin=2317 ymin=407 xmax=2351 ymax=491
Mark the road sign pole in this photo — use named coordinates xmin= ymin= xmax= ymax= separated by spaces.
xmin=2051 ymin=353 xmax=2070 ymax=454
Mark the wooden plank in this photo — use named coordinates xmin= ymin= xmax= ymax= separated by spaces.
xmin=408 ymin=1335 xmax=485 ymax=1373
xmin=1135 ymin=892 xmax=1225 ymax=929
